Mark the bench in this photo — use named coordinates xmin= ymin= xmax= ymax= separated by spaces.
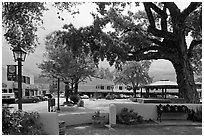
xmin=156 ymin=104 xmax=189 ymax=122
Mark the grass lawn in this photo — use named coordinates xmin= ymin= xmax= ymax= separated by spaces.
xmin=65 ymin=124 xmax=202 ymax=135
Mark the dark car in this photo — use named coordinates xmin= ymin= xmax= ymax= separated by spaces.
xmin=44 ymin=94 xmax=52 ymax=99
xmin=16 ymin=96 xmax=40 ymax=103
xmin=35 ymin=96 xmax=47 ymax=101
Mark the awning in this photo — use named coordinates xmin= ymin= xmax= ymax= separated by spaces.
xmin=140 ymin=80 xmax=178 ymax=89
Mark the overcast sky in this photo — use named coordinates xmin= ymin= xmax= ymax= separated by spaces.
xmin=2 ymin=2 xmax=192 ymax=82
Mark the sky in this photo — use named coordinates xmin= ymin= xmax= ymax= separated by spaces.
xmin=1 ymin=2 xmax=192 ymax=82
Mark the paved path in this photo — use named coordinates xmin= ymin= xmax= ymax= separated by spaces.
xmin=65 ymin=123 xmax=202 ymax=135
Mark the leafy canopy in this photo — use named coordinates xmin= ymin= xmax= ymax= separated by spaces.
xmin=114 ymin=61 xmax=152 ymax=87
xmin=38 ymin=24 xmax=96 ymax=84
xmin=2 ymin=2 xmax=47 ymax=52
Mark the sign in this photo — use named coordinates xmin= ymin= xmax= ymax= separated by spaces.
xmin=7 ymin=65 xmax=17 ymax=81
xmin=2 ymin=83 xmax=7 ymax=88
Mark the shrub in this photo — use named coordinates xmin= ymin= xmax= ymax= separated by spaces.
xmin=194 ymin=107 xmax=202 ymax=122
xmin=77 ymin=100 xmax=84 ymax=107
xmin=63 ymin=101 xmax=74 ymax=106
xmin=187 ymin=106 xmax=202 ymax=122
xmin=116 ymin=107 xmax=144 ymax=125
xmin=70 ymin=94 xmax=80 ymax=104
xmin=2 ymin=105 xmax=46 ymax=135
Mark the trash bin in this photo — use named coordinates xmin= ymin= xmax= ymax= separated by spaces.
xmin=59 ymin=121 xmax=66 ymax=135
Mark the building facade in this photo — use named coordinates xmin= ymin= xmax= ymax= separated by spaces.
xmin=78 ymin=77 xmax=135 ymax=98
xmin=2 ymin=66 xmax=49 ymax=98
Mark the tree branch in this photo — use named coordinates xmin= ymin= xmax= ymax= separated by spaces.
xmin=147 ymin=26 xmax=177 ymax=40
xmin=188 ymin=39 xmax=202 ymax=58
xmin=127 ymin=51 xmax=166 ymax=61
xmin=161 ymin=4 xmax=168 ymax=31
xmin=146 ymin=2 xmax=168 ymax=32
xmin=127 ymin=42 xmax=180 ymax=63
xmin=147 ymin=2 xmax=168 ymax=18
xmin=165 ymin=2 xmax=180 ymax=16
xmin=182 ymin=2 xmax=202 ymax=20
xmin=148 ymin=38 xmax=163 ymax=46
xmin=185 ymin=25 xmax=202 ymax=37
xmin=143 ymin=2 xmax=155 ymax=28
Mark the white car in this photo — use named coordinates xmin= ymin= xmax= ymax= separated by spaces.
xmin=81 ymin=95 xmax=89 ymax=99
xmin=166 ymin=94 xmax=178 ymax=98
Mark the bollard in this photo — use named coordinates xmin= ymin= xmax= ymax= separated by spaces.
xmin=109 ymin=104 xmax=116 ymax=127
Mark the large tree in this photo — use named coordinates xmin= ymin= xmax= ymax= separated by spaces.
xmin=114 ymin=61 xmax=152 ymax=97
xmin=81 ymin=2 xmax=201 ymax=103
xmin=138 ymin=2 xmax=201 ymax=103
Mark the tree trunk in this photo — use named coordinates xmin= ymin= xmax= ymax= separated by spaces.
xmin=172 ymin=58 xmax=199 ymax=103
xmin=65 ymin=83 xmax=69 ymax=103
xmin=74 ymin=83 xmax=78 ymax=93
xmin=133 ymin=87 xmax=137 ymax=98
xmin=171 ymin=26 xmax=199 ymax=103
xmin=71 ymin=82 xmax=74 ymax=92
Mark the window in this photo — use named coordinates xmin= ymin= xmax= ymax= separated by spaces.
xmin=107 ymin=86 xmax=111 ymax=90
xmin=119 ymin=86 xmax=123 ymax=90
xmin=26 ymin=77 xmax=30 ymax=84
xmin=2 ymin=89 xmax=7 ymax=93
xmin=2 ymin=96 xmax=10 ymax=98
xmin=101 ymin=86 xmax=104 ymax=90
xmin=9 ymin=89 xmax=13 ymax=93
xmin=22 ymin=76 xmax=26 ymax=83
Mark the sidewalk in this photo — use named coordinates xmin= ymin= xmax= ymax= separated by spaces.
xmin=156 ymin=119 xmax=202 ymax=126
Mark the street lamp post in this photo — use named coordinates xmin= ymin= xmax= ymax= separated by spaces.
xmin=12 ymin=46 xmax=27 ymax=111
xmin=51 ymin=60 xmax=60 ymax=111
xmin=57 ymin=77 xmax=60 ymax=111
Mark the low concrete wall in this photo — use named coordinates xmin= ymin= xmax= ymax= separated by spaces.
xmin=58 ymin=112 xmax=109 ymax=126
xmin=109 ymin=102 xmax=202 ymax=126
xmin=38 ymin=112 xmax=59 ymax=135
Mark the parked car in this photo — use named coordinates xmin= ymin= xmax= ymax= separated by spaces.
xmin=16 ymin=96 xmax=40 ymax=103
xmin=105 ymin=94 xmax=115 ymax=100
xmin=114 ymin=94 xmax=123 ymax=99
xmin=81 ymin=95 xmax=89 ymax=99
xmin=35 ymin=96 xmax=47 ymax=101
xmin=166 ymin=94 xmax=178 ymax=99
xmin=44 ymin=94 xmax=52 ymax=99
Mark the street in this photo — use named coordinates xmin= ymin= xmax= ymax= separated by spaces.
xmin=9 ymin=97 xmax=66 ymax=112
xmin=9 ymin=98 xmax=131 ymax=113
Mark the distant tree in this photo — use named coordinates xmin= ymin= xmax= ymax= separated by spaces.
xmin=114 ymin=61 xmax=152 ymax=97
xmin=94 ymin=67 xmax=114 ymax=80
xmin=38 ymin=26 xmax=96 ymax=102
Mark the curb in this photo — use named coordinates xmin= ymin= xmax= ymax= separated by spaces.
xmin=110 ymin=121 xmax=202 ymax=128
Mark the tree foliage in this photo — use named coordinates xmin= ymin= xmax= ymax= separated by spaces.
xmin=94 ymin=67 xmax=114 ymax=80
xmin=114 ymin=61 xmax=152 ymax=97
xmin=2 ymin=2 xmax=47 ymax=52
xmin=38 ymin=24 xmax=96 ymax=92
xmin=90 ymin=2 xmax=202 ymax=103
